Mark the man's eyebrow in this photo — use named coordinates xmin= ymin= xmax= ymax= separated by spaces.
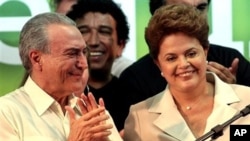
xmin=99 ymin=25 xmax=112 ymax=30
xmin=63 ymin=47 xmax=80 ymax=53
xmin=78 ymin=25 xmax=113 ymax=30
xmin=77 ymin=25 xmax=88 ymax=30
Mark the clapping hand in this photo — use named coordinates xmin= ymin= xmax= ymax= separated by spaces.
xmin=207 ymin=58 xmax=239 ymax=84
xmin=66 ymin=92 xmax=112 ymax=141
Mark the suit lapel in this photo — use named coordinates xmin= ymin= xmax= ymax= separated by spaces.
xmin=204 ymin=73 xmax=240 ymax=133
xmin=148 ymin=89 xmax=196 ymax=141
xmin=147 ymin=73 xmax=240 ymax=141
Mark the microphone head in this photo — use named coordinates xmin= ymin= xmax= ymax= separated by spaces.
xmin=240 ymin=105 xmax=250 ymax=116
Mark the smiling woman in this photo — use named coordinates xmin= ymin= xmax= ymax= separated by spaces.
xmin=123 ymin=4 xmax=250 ymax=141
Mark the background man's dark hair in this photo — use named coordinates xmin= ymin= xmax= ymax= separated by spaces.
xmin=67 ymin=0 xmax=129 ymax=45
xmin=149 ymin=0 xmax=211 ymax=15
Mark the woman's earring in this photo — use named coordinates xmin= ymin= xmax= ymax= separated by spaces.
xmin=161 ymin=72 xmax=164 ymax=77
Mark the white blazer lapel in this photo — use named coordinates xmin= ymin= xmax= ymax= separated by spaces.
xmin=201 ymin=73 xmax=240 ymax=136
xmin=148 ymin=89 xmax=196 ymax=141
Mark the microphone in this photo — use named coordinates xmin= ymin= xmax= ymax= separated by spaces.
xmin=195 ymin=104 xmax=250 ymax=141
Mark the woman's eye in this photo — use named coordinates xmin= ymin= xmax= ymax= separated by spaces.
xmin=166 ymin=56 xmax=176 ymax=62
xmin=187 ymin=52 xmax=197 ymax=57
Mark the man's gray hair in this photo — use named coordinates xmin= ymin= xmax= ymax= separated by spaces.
xmin=19 ymin=12 xmax=76 ymax=72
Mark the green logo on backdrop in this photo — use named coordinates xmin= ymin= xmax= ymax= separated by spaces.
xmin=0 ymin=0 xmax=51 ymax=95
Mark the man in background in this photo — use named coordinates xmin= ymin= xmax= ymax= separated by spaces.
xmin=54 ymin=0 xmax=133 ymax=77
xmin=19 ymin=0 xmax=132 ymax=86
xmin=67 ymin=0 xmax=130 ymax=131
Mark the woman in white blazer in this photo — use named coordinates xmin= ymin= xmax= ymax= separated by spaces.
xmin=124 ymin=4 xmax=250 ymax=141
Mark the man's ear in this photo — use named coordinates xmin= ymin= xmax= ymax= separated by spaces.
xmin=115 ymin=40 xmax=126 ymax=58
xmin=29 ymin=49 xmax=42 ymax=71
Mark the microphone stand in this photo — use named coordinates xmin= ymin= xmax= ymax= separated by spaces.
xmin=195 ymin=104 xmax=250 ymax=141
